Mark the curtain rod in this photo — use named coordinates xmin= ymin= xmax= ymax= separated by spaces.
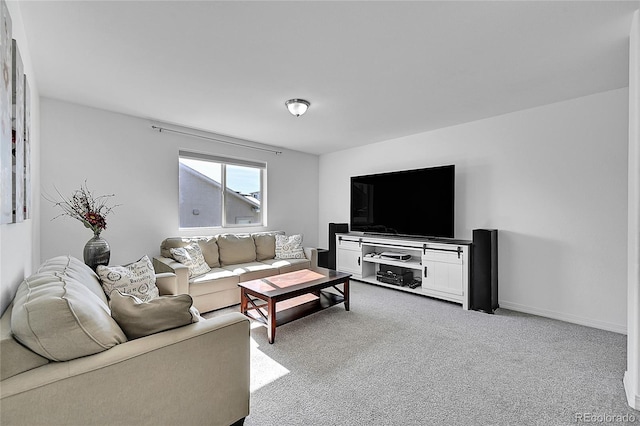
xmin=151 ymin=125 xmax=283 ymax=155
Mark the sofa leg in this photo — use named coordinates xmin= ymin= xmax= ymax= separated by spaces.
xmin=230 ymin=417 xmax=245 ymax=426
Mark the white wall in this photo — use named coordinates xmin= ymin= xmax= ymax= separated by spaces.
xmin=0 ymin=1 xmax=40 ymax=315
xmin=39 ymin=98 xmax=319 ymax=267
xmin=625 ymin=9 xmax=640 ymax=411
xmin=319 ymin=88 xmax=629 ymax=333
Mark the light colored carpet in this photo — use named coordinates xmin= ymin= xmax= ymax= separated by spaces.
xmin=206 ymin=281 xmax=638 ymax=425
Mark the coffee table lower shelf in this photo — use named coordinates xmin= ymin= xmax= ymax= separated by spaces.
xmin=245 ymin=290 xmax=344 ymax=328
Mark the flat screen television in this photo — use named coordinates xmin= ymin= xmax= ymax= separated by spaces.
xmin=350 ymin=165 xmax=455 ymax=239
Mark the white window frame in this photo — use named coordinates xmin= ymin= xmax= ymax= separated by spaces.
xmin=179 ymin=150 xmax=266 ymax=229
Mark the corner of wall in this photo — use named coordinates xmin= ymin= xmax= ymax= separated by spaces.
xmin=0 ymin=0 xmax=40 ymax=315
xmin=625 ymin=8 xmax=640 ymax=412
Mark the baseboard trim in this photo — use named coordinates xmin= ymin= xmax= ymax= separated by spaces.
xmin=624 ymin=371 xmax=640 ymax=410
xmin=498 ymin=300 xmax=627 ymax=334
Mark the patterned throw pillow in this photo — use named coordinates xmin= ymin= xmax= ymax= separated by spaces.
xmin=170 ymin=243 xmax=211 ymax=278
xmin=275 ymin=234 xmax=305 ymax=259
xmin=97 ymin=255 xmax=160 ymax=302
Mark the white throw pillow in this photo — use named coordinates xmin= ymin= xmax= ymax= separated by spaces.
xmin=97 ymin=255 xmax=160 ymax=302
xmin=170 ymin=243 xmax=211 ymax=278
xmin=275 ymin=234 xmax=305 ymax=259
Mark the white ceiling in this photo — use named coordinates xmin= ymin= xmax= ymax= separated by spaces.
xmin=18 ymin=1 xmax=639 ymax=155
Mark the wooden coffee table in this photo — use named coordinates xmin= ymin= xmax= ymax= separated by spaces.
xmin=238 ymin=268 xmax=351 ymax=343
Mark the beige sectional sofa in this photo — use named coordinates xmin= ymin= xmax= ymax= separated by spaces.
xmin=153 ymin=231 xmax=318 ymax=313
xmin=0 ymin=255 xmax=250 ymax=426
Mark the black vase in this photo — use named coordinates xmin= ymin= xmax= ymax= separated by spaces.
xmin=84 ymin=234 xmax=110 ymax=270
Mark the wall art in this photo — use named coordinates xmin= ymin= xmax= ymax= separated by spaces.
xmin=11 ymin=38 xmax=23 ymax=223
xmin=23 ymin=74 xmax=30 ymax=219
xmin=0 ymin=0 xmax=12 ymax=224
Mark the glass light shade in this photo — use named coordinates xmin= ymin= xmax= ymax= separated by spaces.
xmin=285 ymin=99 xmax=310 ymax=117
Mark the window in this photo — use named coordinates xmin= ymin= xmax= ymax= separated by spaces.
xmin=178 ymin=151 xmax=265 ymax=228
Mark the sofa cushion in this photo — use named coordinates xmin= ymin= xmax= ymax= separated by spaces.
xmin=11 ymin=255 xmax=127 ymax=362
xmin=161 ymin=237 xmax=220 ymax=268
xmin=97 ymin=255 xmax=160 ymax=302
xmin=190 ymin=267 xmax=237 ymax=284
xmin=160 ymin=237 xmax=190 ymax=258
xmin=0 ymin=304 xmax=49 ymax=380
xmin=261 ymin=257 xmax=312 ymax=274
xmin=189 ymin=268 xmax=240 ymax=295
xmin=198 ymin=238 xmax=221 ymax=268
xmin=217 ymin=234 xmax=257 ymax=265
xmin=109 ymin=291 xmax=200 ymax=339
xmin=275 ymin=234 xmax=306 ymax=259
xmin=252 ymin=232 xmax=284 ymax=261
xmin=170 ymin=244 xmax=211 ymax=278
xmin=36 ymin=255 xmax=109 ymax=303
xmin=223 ymin=262 xmax=280 ymax=282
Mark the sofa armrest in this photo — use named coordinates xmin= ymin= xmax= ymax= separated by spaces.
xmin=1 ymin=313 xmax=250 ymax=426
xmin=304 ymin=247 xmax=318 ymax=269
xmin=153 ymin=256 xmax=189 ymax=295
xmin=155 ymin=272 xmax=178 ymax=296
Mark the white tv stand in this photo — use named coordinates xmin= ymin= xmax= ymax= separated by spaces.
xmin=335 ymin=233 xmax=471 ymax=309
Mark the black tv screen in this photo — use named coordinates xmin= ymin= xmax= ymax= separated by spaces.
xmin=350 ymin=165 xmax=455 ymax=239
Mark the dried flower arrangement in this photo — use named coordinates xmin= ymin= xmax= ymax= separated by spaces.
xmin=45 ymin=182 xmax=119 ymax=237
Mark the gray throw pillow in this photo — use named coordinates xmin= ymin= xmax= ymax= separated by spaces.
xmin=109 ymin=291 xmax=200 ymax=340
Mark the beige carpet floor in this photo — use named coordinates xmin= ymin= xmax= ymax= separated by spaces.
xmin=204 ymin=281 xmax=638 ymax=426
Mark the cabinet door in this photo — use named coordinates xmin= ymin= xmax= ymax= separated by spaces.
xmin=337 ymin=248 xmax=362 ymax=277
xmin=422 ymin=251 xmax=464 ymax=296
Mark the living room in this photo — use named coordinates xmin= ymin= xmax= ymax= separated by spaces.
xmin=1 ymin=1 xmax=639 ymax=424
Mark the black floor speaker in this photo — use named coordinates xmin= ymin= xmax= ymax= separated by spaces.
xmin=471 ymin=229 xmax=498 ymax=313
xmin=317 ymin=249 xmax=329 ymax=269
xmin=328 ymin=223 xmax=349 ymax=270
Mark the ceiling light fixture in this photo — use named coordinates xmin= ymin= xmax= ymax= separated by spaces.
xmin=285 ymin=99 xmax=310 ymax=117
